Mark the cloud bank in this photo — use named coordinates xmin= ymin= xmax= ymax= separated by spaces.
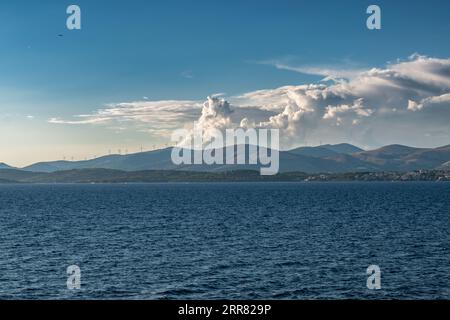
xmin=49 ymin=55 xmax=450 ymax=149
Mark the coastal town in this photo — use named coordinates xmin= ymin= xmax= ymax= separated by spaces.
xmin=303 ymin=170 xmax=450 ymax=182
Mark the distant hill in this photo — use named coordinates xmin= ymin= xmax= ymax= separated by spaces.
xmin=321 ymin=143 xmax=364 ymax=154
xmin=0 ymin=169 xmax=45 ymax=181
xmin=353 ymin=144 xmax=450 ymax=171
xmin=22 ymin=148 xmax=178 ymax=173
xmin=288 ymin=146 xmax=339 ymax=158
xmin=0 ymin=163 xmax=14 ymax=170
xmin=438 ymin=159 xmax=450 ymax=170
xmin=18 ymin=144 xmax=366 ymax=173
xmin=286 ymin=143 xmax=363 ymax=158
xmin=7 ymin=143 xmax=450 ymax=174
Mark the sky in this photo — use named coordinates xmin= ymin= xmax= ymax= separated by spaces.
xmin=1 ymin=0 xmax=450 ymax=167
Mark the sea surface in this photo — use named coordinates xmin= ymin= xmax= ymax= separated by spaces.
xmin=0 ymin=182 xmax=449 ymax=300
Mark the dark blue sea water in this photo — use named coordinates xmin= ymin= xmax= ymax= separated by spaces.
xmin=0 ymin=182 xmax=449 ymax=300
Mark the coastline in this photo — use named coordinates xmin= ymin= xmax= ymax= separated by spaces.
xmin=0 ymin=169 xmax=449 ymax=184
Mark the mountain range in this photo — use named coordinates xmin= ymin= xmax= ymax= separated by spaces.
xmin=2 ymin=143 xmax=450 ymax=174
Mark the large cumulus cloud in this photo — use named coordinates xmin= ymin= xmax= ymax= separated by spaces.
xmin=49 ymin=54 xmax=450 ymax=149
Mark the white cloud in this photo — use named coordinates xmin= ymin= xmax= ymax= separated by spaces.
xmin=259 ymin=60 xmax=365 ymax=80
xmin=49 ymin=100 xmax=203 ymax=134
xmin=49 ymin=55 xmax=450 ymax=148
xmin=323 ymin=98 xmax=373 ymax=122
xmin=408 ymin=93 xmax=450 ymax=111
xmin=181 ymin=70 xmax=194 ymax=79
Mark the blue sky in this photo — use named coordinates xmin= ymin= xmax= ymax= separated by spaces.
xmin=1 ymin=0 xmax=450 ymax=166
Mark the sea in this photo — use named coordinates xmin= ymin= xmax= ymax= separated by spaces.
xmin=0 ymin=182 xmax=449 ymax=299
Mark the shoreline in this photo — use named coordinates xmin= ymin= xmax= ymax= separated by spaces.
xmin=0 ymin=168 xmax=449 ymax=184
